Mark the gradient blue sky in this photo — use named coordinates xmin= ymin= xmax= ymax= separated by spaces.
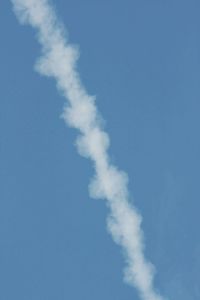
xmin=1 ymin=0 xmax=200 ymax=299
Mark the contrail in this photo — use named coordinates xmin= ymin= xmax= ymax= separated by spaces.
xmin=11 ymin=1 xmax=166 ymax=299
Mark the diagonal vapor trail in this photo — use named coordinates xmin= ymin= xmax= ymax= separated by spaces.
xmin=11 ymin=1 xmax=167 ymax=299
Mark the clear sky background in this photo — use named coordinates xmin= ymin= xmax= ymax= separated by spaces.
xmin=1 ymin=0 xmax=200 ymax=299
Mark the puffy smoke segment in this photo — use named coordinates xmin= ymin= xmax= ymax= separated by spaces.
xmin=11 ymin=1 xmax=166 ymax=299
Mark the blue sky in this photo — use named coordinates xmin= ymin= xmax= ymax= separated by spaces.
xmin=1 ymin=0 xmax=200 ymax=299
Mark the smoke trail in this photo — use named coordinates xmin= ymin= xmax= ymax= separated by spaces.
xmin=11 ymin=1 xmax=166 ymax=299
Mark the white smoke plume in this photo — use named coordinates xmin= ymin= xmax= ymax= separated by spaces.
xmin=11 ymin=1 xmax=166 ymax=299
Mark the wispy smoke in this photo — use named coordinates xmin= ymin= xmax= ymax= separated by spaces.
xmin=11 ymin=1 xmax=166 ymax=299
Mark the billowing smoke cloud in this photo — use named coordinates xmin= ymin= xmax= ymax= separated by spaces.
xmin=11 ymin=1 xmax=166 ymax=299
